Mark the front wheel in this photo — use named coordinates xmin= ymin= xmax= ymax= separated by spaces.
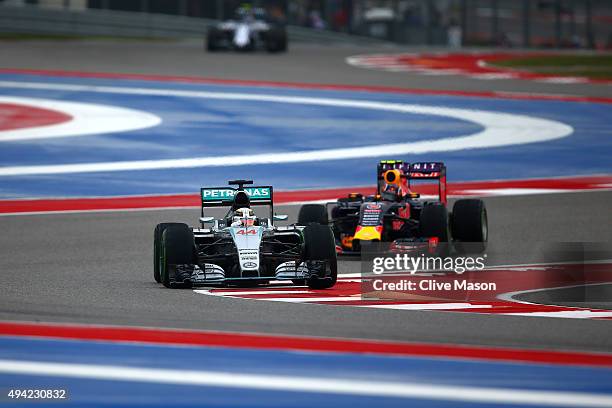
xmin=419 ymin=204 xmax=450 ymax=242
xmin=419 ymin=204 xmax=450 ymax=256
xmin=160 ymin=224 xmax=196 ymax=288
xmin=303 ymin=224 xmax=337 ymax=289
xmin=154 ymin=222 xmax=186 ymax=283
xmin=298 ymin=204 xmax=328 ymax=225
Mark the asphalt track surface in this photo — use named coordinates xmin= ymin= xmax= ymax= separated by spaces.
xmin=0 ymin=40 xmax=611 ymax=353
xmin=1 ymin=40 xmax=611 ymax=98
xmin=516 ymin=283 xmax=612 ymax=311
xmin=1 ymin=193 xmax=611 ymax=352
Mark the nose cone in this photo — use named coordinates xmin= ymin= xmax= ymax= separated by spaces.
xmin=353 ymin=226 xmax=383 ymax=241
xmin=234 ymin=24 xmax=251 ymax=47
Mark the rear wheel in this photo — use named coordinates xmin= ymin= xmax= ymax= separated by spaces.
xmin=154 ymin=222 xmax=186 ymax=283
xmin=451 ymin=199 xmax=488 ymax=253
xmin=266 ymin=29 xmax=288 ymax=52
xmin=298 ymin=204 xmax=328 ymax=225
xmin=303 ymin=224 xmax=337 ymax=289
xmin=160 ymin=224 xmax=195 ymax=288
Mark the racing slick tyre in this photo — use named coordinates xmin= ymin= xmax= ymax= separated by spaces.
xmin=265 ymin=29 xmax=287 ymax=53
xmin=303 ymin=224 xmax=337 ymax=289
xmin=451 ymin=199 xmax=488 ymax=253
xmin=160 ymin=224 xmax=196 ymax=288
xmin=206 ymin=28 xmax=221 ymax=51
xmin=154 ymin=222 xmax=187 ymax=283
xmin=298 ymin=204 xmax=328 ymax=225
xmin=419 ymin=204 xmax=450 ymax=256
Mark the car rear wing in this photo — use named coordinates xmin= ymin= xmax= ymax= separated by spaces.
xmin=377 ymin=160 xmax=447 ymax=205
xmin=408 ymin=162 xmax=445 ymax=179
xmin=201 ymin=186 xmax=273 ymax=206
xmin=408 ymin=162 xmax=447 ymax=205
xmin=200 ymin=186 xmax=274 ymax=218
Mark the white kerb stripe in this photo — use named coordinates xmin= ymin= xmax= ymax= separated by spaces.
xmin=262 ymin=296 xmax=362 ymax=303
xmin=360 ymin=303 xmax=493 ymax=310
xmin=463 ymin=188 xmax=568 ymax=196
xmin=205 ymin=290 xmax=312 ymax=296
xmin=0 ymin=359 xmax=611 ymax=407
xmin=505 ymin=311 xmax=612 ymax=319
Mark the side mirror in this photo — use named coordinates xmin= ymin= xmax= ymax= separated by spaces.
xmin=273 ymin=214 xmax=288 ymax=221
xmin=199 ymin=216 xmax=215 ymax=224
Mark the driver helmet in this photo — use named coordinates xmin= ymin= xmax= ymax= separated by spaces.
xmin=237 ymin=4 xmax=255 ymax=20
xmin=232 ymin=207 xmax=256 ymax=227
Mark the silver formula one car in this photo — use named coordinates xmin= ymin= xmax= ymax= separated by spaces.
xmin=206 ymin=6 xmax=287 ymax=53
xmin=154 ymin=180 xmax=336 ymax=289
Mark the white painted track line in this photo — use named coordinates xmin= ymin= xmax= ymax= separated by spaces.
xmin=0 ymin=81 xmax=572 ymax=176
xmin=203 ymin=290 xmax=312 ymax=296
xmin=261 ymin=296 xmax=363 ymax=303
xmin=360 ymin=303 xmax=493 ymax=310
xmin=505 ymin=311 xmax=612 ymax=319
xmin=1 ymin=359 xmax=611 ymax=407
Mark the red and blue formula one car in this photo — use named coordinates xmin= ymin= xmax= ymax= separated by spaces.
xmin=298 ymin=160 xmax=488 ymax=255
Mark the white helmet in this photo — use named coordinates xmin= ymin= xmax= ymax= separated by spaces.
xmin=232 ymin=207 xmax=256 ymax=227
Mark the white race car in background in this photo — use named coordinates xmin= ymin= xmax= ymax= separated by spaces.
xmin=206 ymin=6 xmax=288 ymax=53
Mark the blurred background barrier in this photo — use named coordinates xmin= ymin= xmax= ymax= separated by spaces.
xmin=0 ymin=0 xmax=386 ymax=44
xmin=0 ymin=0 xmax=610 ymax=48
